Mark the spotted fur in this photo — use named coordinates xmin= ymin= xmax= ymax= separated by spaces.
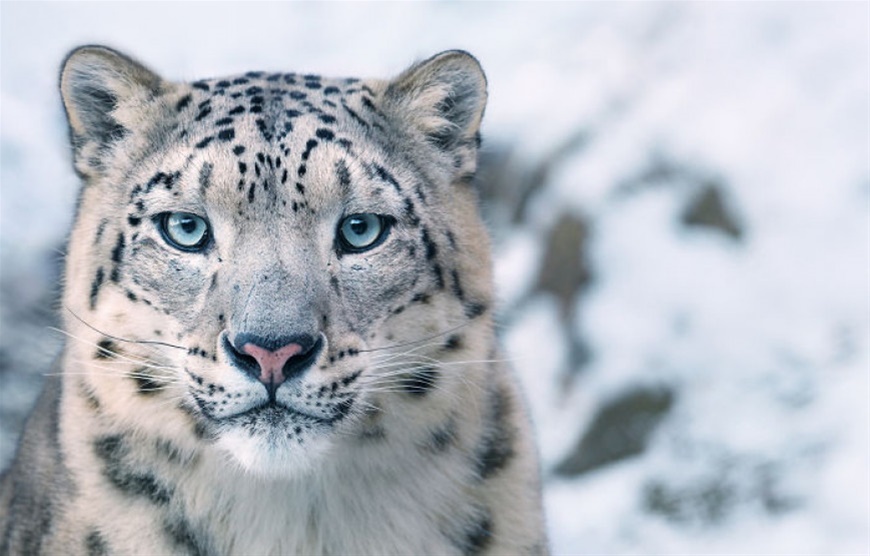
xmin=0 ymin=45 xmax=547 ymax=555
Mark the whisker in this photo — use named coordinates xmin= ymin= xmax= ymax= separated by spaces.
xmin=64 ymin=305 xmax=188 ymax=351
xmin=358 ymin=321 xmax=471 ymax=354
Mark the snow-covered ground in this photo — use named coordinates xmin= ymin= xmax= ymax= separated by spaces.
xmin=1 ymin=3 xmax=868 ymax=554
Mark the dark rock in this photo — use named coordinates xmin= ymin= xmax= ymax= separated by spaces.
xmin=680 ymin=181 xmax=744 ymax=240
xmin=554 ymin=386 xmax=675 ymax=476
xmin=642 ymin=460 xmax=800 ymax=526
xmin=535 ymin=212 xmax=592 ymax=319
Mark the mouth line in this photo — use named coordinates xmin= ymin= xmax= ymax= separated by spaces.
xmin=218 ymin=397 xmax=355 ymax=427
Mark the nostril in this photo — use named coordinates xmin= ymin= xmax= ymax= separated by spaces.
xmin=223 ymin=335 xmax=259 ymax=375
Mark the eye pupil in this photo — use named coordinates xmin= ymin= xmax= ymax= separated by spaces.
xmin=349 ymin=218 xmax=368 ymax=236
xmin=180 ymin=217 xmax=198 ymax=234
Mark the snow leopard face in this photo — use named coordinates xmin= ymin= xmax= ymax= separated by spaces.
xmin=60 ymin=46 xmax=493 ymax=475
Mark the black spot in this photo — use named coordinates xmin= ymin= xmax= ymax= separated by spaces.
xmin=93 ymin=435 xmax=173 ymax=505
xmin=318 ymin=114 xmax=337 ymax=124
xmin=229 ymin=105 xmax=245 ymax=115
xmin=85 ymin=530 xmax=109 ymax=556
xmin=373 ymin=164 xmax=401 ymax=191
xmin=110 ymin=233 xmax=125 ymax=283
xmin=296 ymin=182 xmax=305 ymax=195
xmin=341 ymin=370 xmax=362 ymax=386
xmin=285 ymin=109 xmax=302 ymax=118
xmin=315 ymin=128 xmax=334 ymax=141
xmin=342 ymin=102 xmax=369 ymax=128
xmin=110 ymin=233 xmax=125 ymax=264
xmin=404 ymin=198 xmax=420 ymax=226
xmin=451 ymin=269 xmax=466 ymax=301
xmin=361 ymin=96 xmax=378 ymax=113
xmin=90 ymin=267 xmax=105 ymax=309
xmin=298 ymin=164 xmax=307 ymax=177
xmin=290 ymin=91 xmax=307 ymax=100
xmin=464 ymin=301 xmax=488 ymax=319
xmin=403 ymin=367 xmax=439 ymax=397
xmin=198 ymin=162 xmax=213 ymax=191
xmin=195 ymin=136 xmax=214 ymax=149
xmin=323 ymin=86 xmax=340 ymax=95
xmin=238 ymin=162 xmax=247 ymax=174
xmin=131 ymin=369 xmax=164 ymax=396
xmin=250 ymin=95 xmax=264 ymax=105
xmin=233 ymin=145 xmax=246 ymax=155
xmin=216 ymin=80 xmax=231 ymax=88
xmin=218 ymin=128 xmax=235 ymax=142
xmin=421 ymin=228 xmax=438 ymax=260
xmin=426 ymin=417 xmax=458 ymax=453
xmin=245 ymin=85 xmax=264 ymax=96
xmin=175 ymin=94 xmax=192 ymax=112
xmin=304 ymin=81 xmax=322 ymax=90
xmin=302 ymin=139 xmax=318 ymax=161
xmin=248 ymin=183 xmax=256 ymax=203
xmin=255 ymin=118 xmax=272 ymax=140
xmin=194 ymin=107 xmax=212 ymax=122
xmin=457 ymin=512 xmax=493 ymax=556
xmin=164 ymin=516 xmax=208 ymax=556
xmin=95 ymin=339 xmax=117 ymax=360
xmin=475 ymin=385 xmax=516 ymax=480
xmin=192 ymin=82 xmax=209 ymax=91
xmin=432 ymin=263 xmax=445 ymax=289
xmin=127 ymin=215 xmax=141 ymax=227
xmin=444 ymin=334 xmax=463 ymax=351
xmin=335 ymin=159 xmax=351 ymax=193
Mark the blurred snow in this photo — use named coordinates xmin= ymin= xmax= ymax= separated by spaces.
xmin=1 ymin=2 xmax=868 ymax=555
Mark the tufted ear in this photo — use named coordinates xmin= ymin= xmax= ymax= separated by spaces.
xmin=384 ymin=50 xmax=487 ymax=155
xmin=60 ymin=45 xmax=163 ymax=171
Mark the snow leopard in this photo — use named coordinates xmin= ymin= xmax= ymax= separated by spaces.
xmin=0 ymin=45 xmax=547 ymax=555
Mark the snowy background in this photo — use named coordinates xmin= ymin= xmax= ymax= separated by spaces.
xmin=1 ymin=2 xmax=868 ymax=554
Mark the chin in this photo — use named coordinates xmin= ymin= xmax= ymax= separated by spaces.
xmin=216 ymin=424 xmax=332 ymax=479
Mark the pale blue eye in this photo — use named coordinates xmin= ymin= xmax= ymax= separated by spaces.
xmin=159 ymin=212 xmax=210 ymax=251
xmin=338 ymin=214 xmax=387 ymax=251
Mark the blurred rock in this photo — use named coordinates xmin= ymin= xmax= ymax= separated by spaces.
xmin=535 ymin=212 xmax=592 ymax=319
xmin=554 ymin=386 xmax=675 ymax=476
xmin=681 ymin=182 xmax=744 ymax=240
xmin=643 ymin=459 xmax=799 ymax=526
xmin=475 ymin=130 xmax=592 ymax=239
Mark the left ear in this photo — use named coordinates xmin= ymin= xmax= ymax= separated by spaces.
xmin=383 ymin=51 xmax=487 ymax=180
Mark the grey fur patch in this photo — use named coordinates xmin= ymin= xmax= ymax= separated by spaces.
xmin=164 ymin=515 xmax=210 ymax=556
xmin=475 ymin=383 xmax=516 ymax=480
xmin=85 ymin=529 xmax=109 ymax=556
xmin=451 ymin=509 xmax=493 ymax=556
xmin=93 ymin=434 xmax=173 ymax=505
xmin=0 ymin=373 xmax=73 ymax=555
xmin=424 ymin=416 xmax=458 ymax=453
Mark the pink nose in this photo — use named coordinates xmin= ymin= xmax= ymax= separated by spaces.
xmin=241 ymin=342 xmax=303 ymax=387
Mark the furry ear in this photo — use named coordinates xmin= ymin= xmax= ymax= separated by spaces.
xmin=384 ymin=50 xmax=487 ymax=153
xmin=59 ymin=45 xmax=163 ymax=167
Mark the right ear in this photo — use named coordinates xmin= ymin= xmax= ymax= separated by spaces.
xmin=60 ymin=45 xmax=163 ymax=173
